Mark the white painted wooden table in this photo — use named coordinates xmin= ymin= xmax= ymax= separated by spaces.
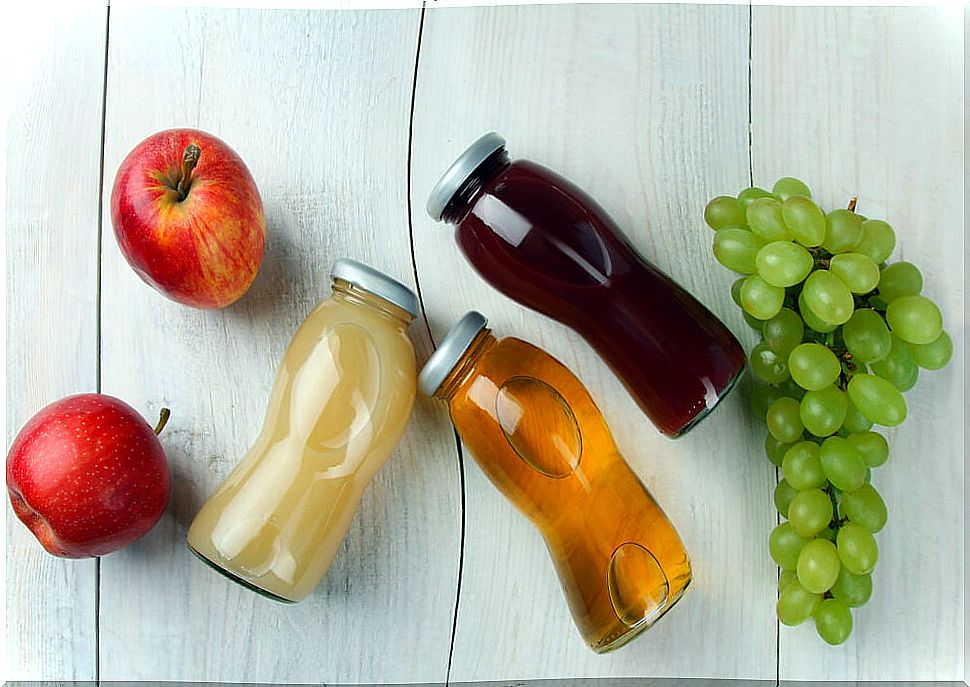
xmin=6 ymin=3 xmax=965 ymax=684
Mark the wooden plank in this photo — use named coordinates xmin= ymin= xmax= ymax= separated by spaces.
xmin=98 ymin=8 xmax=461 ymax=683
xmin=751 ymin=6 xmax=965 ymax=680
xmin=4 ymin=4 xmax=105 ymax=680
xmin=411 ymin=5 xmax=775 ymax=680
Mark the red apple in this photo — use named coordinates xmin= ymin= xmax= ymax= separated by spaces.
xmin=110 ymin=128 xmax=266 ymax=309
xmin=6 ymin=394 xmax=171 ymax=558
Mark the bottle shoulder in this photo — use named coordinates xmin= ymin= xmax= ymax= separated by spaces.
xmin=294 ymin=297 xmax=416 ymax=363
xmin=457 ymin=162 xmax=636 ymax=292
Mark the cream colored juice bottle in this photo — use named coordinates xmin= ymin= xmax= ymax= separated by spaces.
xmin=187 ymin=259 xmax=419 ymax=602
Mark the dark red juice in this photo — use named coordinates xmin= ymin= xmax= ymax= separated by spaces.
xmin=431 ymin=135 xmax=745 ymax=437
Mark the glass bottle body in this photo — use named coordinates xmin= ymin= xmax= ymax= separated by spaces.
xmin=187 ymin=282 xmax=416 ymax=602
xmin=438 ymin=330 xmax=691 ymax=652
xmin=446 ymin=155 xmax=745 ymax=437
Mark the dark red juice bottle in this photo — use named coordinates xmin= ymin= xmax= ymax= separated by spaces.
xmin=427 ymin=133 xmax=745 ymax=437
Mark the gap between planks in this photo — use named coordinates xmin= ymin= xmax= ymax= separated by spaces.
xmin=94 ymin=3 xmax=112 ymax=685
xmin=403 ymin=4 xmax=471 ymax=685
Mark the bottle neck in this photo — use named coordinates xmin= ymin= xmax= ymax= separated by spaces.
xmin=331 ymin=279 xmax=414 ymax=328
xmin=441 ymin=148 xmax=511 ymax=224
xmin=435 ymin=329 xmax=498 ymax=401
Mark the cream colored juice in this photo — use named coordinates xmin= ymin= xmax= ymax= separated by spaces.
xmin=188 ymin=262 xmax=418 ymax=602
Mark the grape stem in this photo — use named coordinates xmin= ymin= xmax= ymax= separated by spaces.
xmin=847 ymin=196 xmax=858 ymax=212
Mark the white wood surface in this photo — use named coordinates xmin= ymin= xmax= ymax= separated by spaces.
xmin=5 ymin=3 xmax=966 ymax=684
xmin=411 ymin=4 xmax=776 ymax=681
xmin=4 ymin=4 xmax=105 ymax=681
xmin=97 ymin=7 xmax=461 ymax=684
xmin=751 ymin=6 xmax=965 ymax=680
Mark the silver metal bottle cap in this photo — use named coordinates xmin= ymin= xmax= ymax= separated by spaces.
xmin=330 ymin=258 xmax=420 ymax=319
xmin=426 ymin=132 xmax=507 ymax=222
xmin=418 ymin=311 xmax=489 ymax=397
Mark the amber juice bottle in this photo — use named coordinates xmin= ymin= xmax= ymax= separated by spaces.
xmin=420 ymin=312 xmax=691 ymax=652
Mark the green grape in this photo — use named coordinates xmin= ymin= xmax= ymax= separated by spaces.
xmin=765 ymin=434 xmax=794 ymax=467
xmin=908 ymin=330 xmax=953 ymax=370
xmin=842 ymin=395 xmax=874 ymax=433
xmin=799 ymin=386 xmax=848 ymax=437
xmin=743 ymin=311 xmax=765 ymax=332
xmin=819 ymin=436 xmax=867 ymax=492
xmin=798 ymin=290 xmax=838 ymax=333
xmin=738 ymin=186 xmax=775 ymax=209
xmin=817 ymin=526 xmax=838 ymax=543
xmin=713 ymin=228 xmax=767 ymax=274
xmin=796 ymin=538 xmax=841 ymax=593
xmin=842 ymin=308 xmax=892 ymax=363
xmin=822 ymin=209 xmax=863 ymax=253
xmin=750 ymin=341 xmax=789 ymax=384
xmin=741 ymin=275 xmax=785 ymax=320
xmin=869 ymin=295 xmax=889 ymax=310
xmin=855 ymin=219 xmax=896 ymax=263
xmin=704 ymin=195 xmax=747 ymax=230
xmin=782 ymin=196 xmax=826 ymax=247
xmin=746 ymin=198 xmax=791 ymax=241
xmin=767 ymin=397 xmax=804 ymax=443
xmin=751 ymin=380 xmax=785 ymax=419
xmin=814 ymin=598 xmax=853 ymax=645
xmin=777 ymin=579 xmax=822 ymax=626
xmin=830 ymin=568 xmax=873 ymax=607
xmin=788 ymin=343 xmax=841 ymax=391
xmin=847 ymin=431 xmax=889 ymax=467
xmin=755 ymin=241 xmax=814 ymax=287
xmin=774 ymin=479 xmax=799 ymax=518
xmin=730 ymin=277 xmax=745 ymax=307
xmin=836 ymin=523 xmax=879 ymax=575
xmin=802 ymin=270 xmax=854 ymax=325
xmin=779 ymin=568 xmax=797 ymax=592
xmin=885 ymin=294 xmax=944 ymax=345
xmin=870 ymin=335 xmax=919 ymax=391
xmin=770 ymin=522 xmax=811 ymax=570
xmin=847 ymin=373 xmax=907 ymax=426
xmin=878 ymin=261 xmax=923 ymax=302
xmin=788 ymin=489 xmax=834 ymax=538
xmin=763 ymin=308 xmax=804 ymax=356
xmin=782 ymin=441 xmax=826 ymax=490
xmin=841 ymin=483 xmax=888 ymax=533
xmin=778 ymin=377 xmax=807 ymax=401
xmin=772 ymin=176 xmax=812 ymax=201
xmin=829 ymin=253 xmax=880 ymax=294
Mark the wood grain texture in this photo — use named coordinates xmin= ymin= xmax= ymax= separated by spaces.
xmin=751 ymin=6 xmax=965 ymax=680
xmin=97 ymin=7 xmax=461 ymax=683
xmin=4 ymin=5 xmax=105 ymax=680
xmin=410 ymin=5 xmax=776 ymax=681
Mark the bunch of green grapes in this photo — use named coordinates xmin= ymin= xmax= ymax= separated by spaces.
xmin=704 ymin=178 xmax=952 ymax=645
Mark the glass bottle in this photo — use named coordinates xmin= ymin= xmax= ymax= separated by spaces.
xmin=419 ymin=311 xmax=691 ymax=652
xmin=187 ymin=259 xmax=419 ymax=602
xmin=427 ymin=133 xmax=745 ymax=437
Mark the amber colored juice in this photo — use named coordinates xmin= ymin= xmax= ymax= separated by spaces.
xmin=187 ymin=281 xmax=416 ymax=602
xmin=438 ymin=330 xmax=691 ymax=652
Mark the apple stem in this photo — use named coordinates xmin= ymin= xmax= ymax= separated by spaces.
xmin=154 ymin=408 xmax=171 ymax=436
xmin=847 ymin=196 xmax=858 ymax=213
xmin=176 ymin=144 xmax=201 ymax=201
